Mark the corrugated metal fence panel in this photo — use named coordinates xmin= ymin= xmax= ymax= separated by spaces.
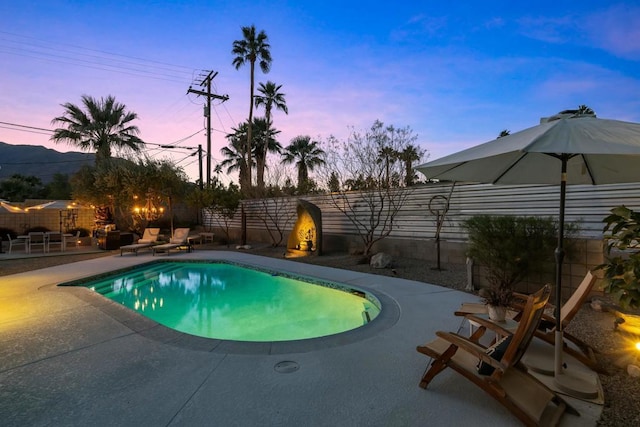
xmin=203 ymin=182 xmax=640 ymax=241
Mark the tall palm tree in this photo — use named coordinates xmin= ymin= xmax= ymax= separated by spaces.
xmin=398 ymin=144 xmax=422 ymax=186
xmin=255 ymin=81 xmax=288 ymax=126
xmin=51 ymin=95 xmax=144 ymax=164
xmin=232 ymin=25 xmax=272 ymax=193
xmin=251 ymin=118 xmax=282 ymax=188
xmin=254 ymin=81 xmax=288 ymax=189
xmin=282 ymin=136 xmax=326 ymax=191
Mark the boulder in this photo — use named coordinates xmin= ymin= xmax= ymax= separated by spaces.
xmin=590 ymin=299 xmax=604 ymax=312
xmin=628 ymin=364 xmax=640 ymax=378
xmin=370 ymin=252 xmax=393 ymax=269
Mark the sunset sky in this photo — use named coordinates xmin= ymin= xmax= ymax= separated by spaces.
xmin=1 ymin=1 xmax=639 ymax=183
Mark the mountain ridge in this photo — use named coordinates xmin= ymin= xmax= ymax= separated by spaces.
xmin=0 ymin=141 xmax=95 ymax=183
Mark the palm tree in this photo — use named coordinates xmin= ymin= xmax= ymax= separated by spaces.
xmin=577 ymin=105 xmax=595 ymax=115
xmin=251 ymin=118 xmax=282 ymax=188
xmin=377 ymin=146 xmax=399 ymax=188
xmin=51 ymin=95 xmax=144 ymax=164
xmin=398 ymin=144 xmax=422 ymax=186
xmin=255 ymin=81 xmax=288 ymax=125
xmin=254 ymin=81 xmax=288 ymax=189
xmin=498 ymin=129 xmax=511 ymax=138
xmin=232 ymin=25 xmax=272 ymax=192
xmin=221 ymin=124 xmax=253 ymax=185
xmin=282 ymin=136 xmax=326 ymax=192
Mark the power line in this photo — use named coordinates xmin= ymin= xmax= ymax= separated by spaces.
xmin=0 ymin=121 xmax=53 ymax=132
xmin=0 ymin=30 xmax=196 ymax=71
xmin=1 ymin=120 xmax=206 ymax=147
xmin=0 ymin=31 xmax=199 ymax=84
xmin=0 ymin=125 xmax=52 ymax=136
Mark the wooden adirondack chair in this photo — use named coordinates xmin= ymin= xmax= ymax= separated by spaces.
xmin=455 ymin=271 xmax=600 ymax=373
xmin=417 ymin=285 xmax=578 ymax=426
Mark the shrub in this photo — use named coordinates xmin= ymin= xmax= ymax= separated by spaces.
xmin=599 ymin=205 xmax=640 ymax=310
xmin=463 ymin=215 xmax=576 ymax=302
xmin=0 ymin=227 xmax=17 ymax=240
xmin=25 ymin=226 xmax=50 ymax=233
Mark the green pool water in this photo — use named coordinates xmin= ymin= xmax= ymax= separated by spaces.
xmin=80 ymin=261 xmax=381 ymax=342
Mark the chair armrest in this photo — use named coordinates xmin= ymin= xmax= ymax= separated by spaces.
xmin=464 ymin=314 xmax=514 ymax=337
xmin=454 ymin=302 xmax=487 ymax=317
xmin=435 ymin=331 xmax=507 ymax=372
xmin=511 ymin=292 xmax=528 ymax=301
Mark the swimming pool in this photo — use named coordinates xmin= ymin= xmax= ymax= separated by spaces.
xmin=71 ymin=261 xmax=381 ymax=342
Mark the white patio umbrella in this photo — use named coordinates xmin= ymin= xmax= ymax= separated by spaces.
xmin=416 ymin=111 xmax=640 ymax=397
xmin=0 ymin=200 xmax=26 ymax=213
xmin=25 ymin=201 xmax=87 ymax=232
xmin=25 ymin=200 xmax=80 ymax=211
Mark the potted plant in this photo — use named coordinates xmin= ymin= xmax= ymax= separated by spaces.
xmin=463 ymin=215 xmax=570 ymax=320
xmin=478 ymin=285 xmax=514 ymax=322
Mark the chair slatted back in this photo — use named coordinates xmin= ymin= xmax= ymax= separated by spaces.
xmin=560 ymin=270 xmax=597 ymax=328
xmin=500 ymin=284 xmax=551 ymax=370
xmin=28 ymin=232 xmax=45 ymax=243
xmin=47 ymin=232 xmax=62 ymax=242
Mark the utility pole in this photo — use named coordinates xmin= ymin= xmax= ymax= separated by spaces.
xmin=197 ymin=144 xmax=203 ymax=190
xmin=187 ymin=71 xmax=229 ymax=188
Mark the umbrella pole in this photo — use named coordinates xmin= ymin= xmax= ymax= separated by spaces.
xmin=552 ymin=156 xmax=599 ymax=400
xmin=553 ymin=160 xmax=567 ymax=375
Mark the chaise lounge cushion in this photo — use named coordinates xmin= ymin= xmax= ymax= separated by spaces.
xmin=477 ymin=335 xmax=512 ymax=375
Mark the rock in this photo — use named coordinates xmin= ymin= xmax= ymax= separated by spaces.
xmin=627 ymin=364 xmax=640 ymax=378
xmin=370 ymin=252 xmax=393 ymax=269
xmin=591 ymin=299 xmax=604 ymax=312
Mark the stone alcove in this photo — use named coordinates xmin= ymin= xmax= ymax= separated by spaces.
xmin=286 ymin=199 xmax=322 ymax=257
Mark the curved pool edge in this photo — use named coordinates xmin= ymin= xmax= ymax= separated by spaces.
xmin=57 ymin=259 xmax=401 ymax=355
xmin=64 ymin=285 xmax=399 ymax=355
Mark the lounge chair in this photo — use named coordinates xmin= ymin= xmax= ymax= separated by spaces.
xmin=46 ymin=231 xmax=64 ymax=252
xmin=455 ymin=271 xmax=601 ymax=373
xmin=28 ymin=231 xmax=46 ymax=253
xmin=64 ymin=230 xmax=81 ymax=249
xmin=6 ymin=234 xmax=26 ymax=254
xmin=120 ymin=228 xmax=161 ymax=256
xmin=151 ymin=228 xmax=191 ymax=256
xmin=417 ymin=285 xmax=577 ymax=426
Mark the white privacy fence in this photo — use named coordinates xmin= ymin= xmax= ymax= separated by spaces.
xmin=203 ymin=181 xmax=640 ymax=243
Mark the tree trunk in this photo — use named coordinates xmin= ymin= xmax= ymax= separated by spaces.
xmin=246 ymin=60 xmax=255 ymax=190
xmin=257 ymin=155 xmax=265 ymax=190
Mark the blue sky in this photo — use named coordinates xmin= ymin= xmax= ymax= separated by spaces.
xmin=1 ymin=1 xmax=639 ymax=183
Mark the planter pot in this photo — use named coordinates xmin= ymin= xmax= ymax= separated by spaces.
xmin=487 ymin=305 xmax=507 ymax=322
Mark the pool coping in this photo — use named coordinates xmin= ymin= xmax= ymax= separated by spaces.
xmin=54 ymin=259 xmax=401 ymax=355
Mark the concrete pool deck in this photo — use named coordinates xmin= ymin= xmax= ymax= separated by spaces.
xmin=0 ymin=251 xmax=602 ymax=426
